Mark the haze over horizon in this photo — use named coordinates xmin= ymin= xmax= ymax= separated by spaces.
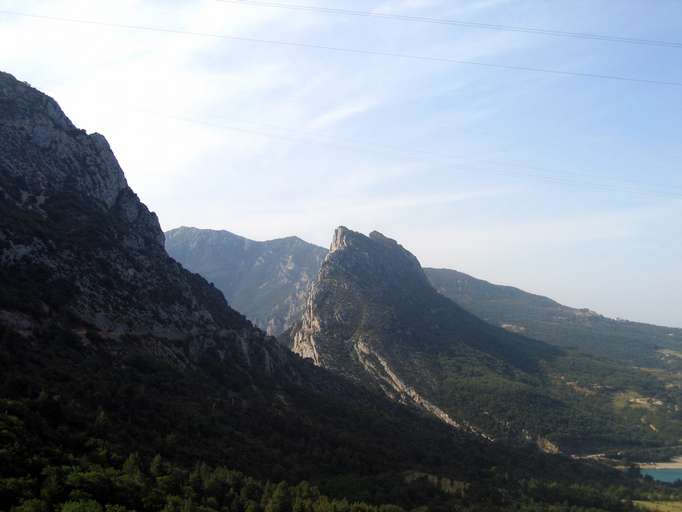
xmin=1 ymin=0 xmax=680 ymax=327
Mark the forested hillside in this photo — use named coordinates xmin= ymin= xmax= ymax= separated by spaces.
xmin=425 ymin=268 xmax=682 ymax=369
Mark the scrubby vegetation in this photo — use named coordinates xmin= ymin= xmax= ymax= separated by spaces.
xmin=425 ymin=268 xmax=682 ymax=370
xmin=3 ymin=322 xmax=678 ymax=512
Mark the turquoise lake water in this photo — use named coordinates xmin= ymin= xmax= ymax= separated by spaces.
xmin=641 ymin=468 xmax=682 ymax=483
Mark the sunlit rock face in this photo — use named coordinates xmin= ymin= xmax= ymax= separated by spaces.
xmin=290 ymin=226 xmax=573 ymax=443
xmin=291 ymin=226 xmax=476 ymax=430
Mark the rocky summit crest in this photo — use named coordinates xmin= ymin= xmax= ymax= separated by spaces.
xmin=0 ymin=72 xmax=144 ymax=225
xmin=293 ymin=227 xmax=474 ymax=429
xmin=0 ymin=71 xmax=291 ymax=377
xmin=290 ymin=226 xmax=664 ymax=450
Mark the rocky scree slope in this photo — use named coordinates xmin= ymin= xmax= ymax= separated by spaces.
xmin=290 ymin=227 xmax=679 ymax=451
xmin=165 ymin=226 xmax=326 ymax=335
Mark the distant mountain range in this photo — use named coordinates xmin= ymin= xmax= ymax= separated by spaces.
xmin=165 ymin=227 xmax=326 ymax=335
xmin=166 ymin=227 xmax=682 ymax=369
xmin=427 ymin=268 xmax=682 ymax=369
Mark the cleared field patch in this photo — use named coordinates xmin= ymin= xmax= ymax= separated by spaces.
xmin=659 ymin=349 xmax=682 ymax=360
xmin=613 ymin=390 xmax=663 ymax=411
xmin=635 ymin=501 xmax=682 ymax=512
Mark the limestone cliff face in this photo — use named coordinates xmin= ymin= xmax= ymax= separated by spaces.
xmin=0 ymin=71 xmax=296 ymax=379
xmin=292 ymin=227 xmax=476 ymax=431
xmin=292 ymin=228 xmax=664 ymax=450
xmin=0 ymin=73 xmax=139 ymax=225
xmin=290 ymin=227 xmax=581 ymax=443
xmin=293 ymin=227 xmax=425 ymax=367
xmin=165 ymin=227 xmax=326 ymax=335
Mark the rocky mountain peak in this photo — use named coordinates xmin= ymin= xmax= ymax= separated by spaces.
xmin=330 ymin=225 xmax=351 ymax=252
xmin=1 ymin=73 xmax=164 ymax=248
xmin=320 ymin=227 xmax=430 ymax=299
xmin=291 ymin=226 xmax=583 ymax=442
xmin=292 ymin=227 xmax=442 ymax=384
xmin=0 ymin=70 xmax=288 ymax=375
xmin=0 ymin=72 xmax=136 ymax=216
xmin=368 ymin=230 xmax=396 ymax=244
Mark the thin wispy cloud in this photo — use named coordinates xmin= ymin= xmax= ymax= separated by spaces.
xmin=307 ymin=101 xmax=377 ymax=130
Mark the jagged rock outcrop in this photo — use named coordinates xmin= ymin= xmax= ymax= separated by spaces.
xmin=293 ymin=227 xmax=442 ymax=375
xmin=290 ymin=226 xmax=674 ymax=450
xmin=0 ymin=75 xmax=128 ymax=213
xmin=0 ymin=71 xmax=296 ymax=379
xmin=292 ymin=227 xmax=545 ymax=438
xmin=165 ymin=227 xmax=326 ymax=335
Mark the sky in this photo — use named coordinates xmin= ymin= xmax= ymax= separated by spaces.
xmin=1 ymin=0 xmax=681 ymax=327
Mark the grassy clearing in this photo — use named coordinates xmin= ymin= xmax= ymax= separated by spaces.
xmin=613 ymin=390 xmax=661 ymax=411
xmin=635 ymin=501 xmax=682 ymax=511
xmin=659 ymin=350 xmax=682 ymax=359
xmin=614 ymin=390 xmax=644 ymax=410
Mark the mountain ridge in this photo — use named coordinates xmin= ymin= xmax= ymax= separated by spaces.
xmin=0 ymin=71 xmax=300 ymax=380
xmin=426 ymin=267 xmax=682 ymax=367
xmin=166 ymin=225 xmax=327 ymax=335
xmin=166 ymin=225 xmax=682 ymax=368
xmin=290 ymin=226 xmax=681 ymax=451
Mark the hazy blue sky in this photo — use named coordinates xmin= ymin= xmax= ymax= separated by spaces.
xmin=1 ymin=0 xmax=681 ymax=326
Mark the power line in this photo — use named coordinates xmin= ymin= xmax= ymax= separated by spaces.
xmin=2 ymin=9 xmax=682 ymax=87
xmin=4 ymin=8 xmax=681 ymax=197
xmin=191 ymin=114 xmax=682 ymax=196
xmin=126 ymin=108 xmax=682 ymax=200
xmin=218 ymin=0 xmax=682 ymax=49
